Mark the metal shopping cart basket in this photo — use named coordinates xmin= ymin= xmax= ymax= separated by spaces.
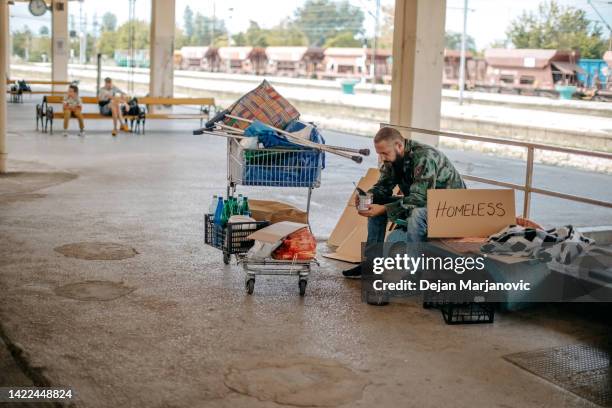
xmin=226 ymin=137 xmax=322 ymax=219
xmin=237 ymin=255 xmax=319 ymax=296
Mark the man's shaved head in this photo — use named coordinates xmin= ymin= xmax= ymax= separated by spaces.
xmin=374 ymin=127 xmax=404 ymax=144
xmin=374 ymin=127 xmax=405 ymax=164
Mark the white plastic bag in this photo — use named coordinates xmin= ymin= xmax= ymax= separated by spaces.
xmin=247 ymin=240 xmax=283 ymax=260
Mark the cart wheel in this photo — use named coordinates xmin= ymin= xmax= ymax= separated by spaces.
xmin=299 ymin=280 xmax=307 ymax=296
xmin=223 ymin=253 xmax=231 ymax=265
xmin=246 ymin=279 xmax=255 ymax=295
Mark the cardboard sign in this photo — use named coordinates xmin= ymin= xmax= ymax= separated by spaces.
xmin=427 ymin=189 xmax=516 ymax=238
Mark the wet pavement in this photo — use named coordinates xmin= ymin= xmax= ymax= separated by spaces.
xmin=0 ymin=100 xmax=610 ymax=407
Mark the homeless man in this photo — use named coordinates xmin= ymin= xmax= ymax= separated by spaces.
xmin=342 ymin=126 xmax=466 ymax=279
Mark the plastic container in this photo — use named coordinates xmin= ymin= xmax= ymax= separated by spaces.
xmin=357 ymin=192 xmax=373 ymax=211
xmin=423 ymin=300 xmax=495 ymax=325
xmin=340 ymin=79 xmax=360 ymax=95
xmin=555 ymin=85 xmax=577 ymax=100
xmin=204 ymin=213 xmax=269 ymax=264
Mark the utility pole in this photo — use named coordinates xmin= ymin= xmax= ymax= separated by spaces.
xmin=458 ymin=0 xmax=468 ymax=105
xmin=79 ymin=0 xmax=86 ymax=65
xmin=370 ymin=0 xmax=380 ymax=93
xmin=1 ymin=0 xmax=8 ymax=173
xmin=227 ymin=7 xmax=233 ymax=46
xmin=211 ymin=0 xmax=216 ymax=47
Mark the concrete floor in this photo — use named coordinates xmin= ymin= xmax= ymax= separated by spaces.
xmin=0 ymin=101 xmax=610 ymax=407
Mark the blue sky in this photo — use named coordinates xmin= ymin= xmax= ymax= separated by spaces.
xmin=8 ymin=0 xmax=612 ymax=50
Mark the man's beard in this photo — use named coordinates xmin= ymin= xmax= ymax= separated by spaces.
xmin=382 ymin=147 xmax=403 ymax=166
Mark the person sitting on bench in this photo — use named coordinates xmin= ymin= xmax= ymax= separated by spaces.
xmin=98 ymin=77 xmax=129 ymax=136
xmin=62 ymin=84 xmax=85 ymax=137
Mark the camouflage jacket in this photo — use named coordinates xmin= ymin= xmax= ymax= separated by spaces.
xmin=369 ymin=139 xmax=466 ymax=223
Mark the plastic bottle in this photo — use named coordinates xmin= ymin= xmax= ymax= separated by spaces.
xmin=213 ymin=196 xmax=224 ymax=225
xmin=229 ymin=197 xmax=238 ymax=216
xmin=208 ymin=195 xmax=218 ymax=215
xmin=212 ymin=196 xmax=224 ymax=246
xmin=237 ymin=194 xmax=244 ymax=214
xmin=221 ymin=199 xmax=231 ymax=227
xmin=242 ymin=196 xmax=250 ymax=217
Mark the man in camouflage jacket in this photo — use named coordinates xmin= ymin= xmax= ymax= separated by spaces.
xmin=343 ymin=126 xmax=466 ymax=279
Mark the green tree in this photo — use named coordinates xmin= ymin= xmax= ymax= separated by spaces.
xmin=97 ymin=30 xmax=117 ymax=57
xmin=29 ymin=36 xmax=51 ymax=62
xmin=378 ymin=5 xmax=394 ymax=49
xmin=444 ymin=31 xmax=476 ymax=52
xmin=293 ymin=0 xmax=364 ymax=46
xmin=232 ymin=32 xmax=247 ymax=46
xmin=245 ymin=21 xmax=268 ymax=47
xmin=101 ymin=12 xmax=117 ymax=32
xmin=505 ymin=0 xmax=607 ymax=59
xmin=324 ymin=30 xmax=361 ymax=47
xmin=12 ymin=27 xmax=33 ymax=60
xmin=175 ymin=26 xmax=188 ymax=49
xmin=264 ymin=22 xmax=308 ymax=46
xmin=39 ymin=25 xmax=49 ymax=36
xmin=191 ymin=13 xmax=227 ymax=46
xmin=183 ymin=6 xmax=194 ymax=39
xmin=115 ymin=20 xmax=150 ymax=50
xmin=488 ymin=39 xmax=509 ymax=49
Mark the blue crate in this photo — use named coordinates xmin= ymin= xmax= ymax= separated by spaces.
xmin=229 ymin=141 xmax=323 ymax=188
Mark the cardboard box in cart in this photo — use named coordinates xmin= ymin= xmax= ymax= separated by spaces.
xmin=247 ymin=221 xmax=310 ymax=260
xmin=249 ymin=199 xmax=308 ymax=225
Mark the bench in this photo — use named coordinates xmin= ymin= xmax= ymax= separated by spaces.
xmin=7 ymin=79 xmax=73 ymax=103
xmin=37 ymin=95 xmax=216 ymax=134
xmin=7 ymin=79 xmax=73 ymax=85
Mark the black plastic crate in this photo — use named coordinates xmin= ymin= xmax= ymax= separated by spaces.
xmin=439 ymin=302 xmax=495 ymax=325
xmin=204 ymin=214 xmax=269 ymax=263
xmin=423 ymin=292 xmax=495 ymax=325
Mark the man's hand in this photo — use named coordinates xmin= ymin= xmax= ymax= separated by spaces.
xmin=357 ymin=204 xmax=386 ymax=218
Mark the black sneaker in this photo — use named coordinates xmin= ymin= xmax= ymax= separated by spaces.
xmin=342 ymin=264 xmax=362 ymax=279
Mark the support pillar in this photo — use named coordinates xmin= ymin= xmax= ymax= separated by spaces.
xmin=390 ymin=0 xmax=446 ymax=145
xmin=0 ymin=0 xmax=8 ymax=173
xmin=4 ymin=0 xmax=9 ymax=79
xmin=149 ymin=0 xmax=175 ymax=101
xmin=51 ymin=0 xmax=69 ymax=92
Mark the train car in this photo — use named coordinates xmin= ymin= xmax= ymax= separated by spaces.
xmin=179 ymin=46 xmax=221 ymax=72
xmin=321 ymin=47 xmax=391 ymax=82
xmin=479 ymin=48 xmax=584 ymax=96
xmin=217 ymin=47 xmax=267 ymax=75
xmin=577 ymin=59 xmax=608 ymax=88
xmin=265 ymin=46 xmax=324 ymax=78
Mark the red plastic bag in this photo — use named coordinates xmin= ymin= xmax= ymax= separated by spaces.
xmin=272 ymin=228 xmax=316 ymax=261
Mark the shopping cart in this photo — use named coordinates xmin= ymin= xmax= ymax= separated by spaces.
xmin=238 ymin=255 xmax=319 ymax=296
xmin=200 ymin=135 xmax=321 ymax=296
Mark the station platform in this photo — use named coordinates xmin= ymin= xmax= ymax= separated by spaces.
xmin=1 ymin=99 xmax=610 ymax=407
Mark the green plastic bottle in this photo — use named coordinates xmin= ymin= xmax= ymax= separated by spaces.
xmin=220 ymin=199 xmax=230 ymax=227
xmin=230 ymin=197 xmax=238 ymax=216
xmin=242 ymin=197 xmax=250 ymax=217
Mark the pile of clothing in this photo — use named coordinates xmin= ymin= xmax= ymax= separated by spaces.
xmin=481 ymin=224 xmax=611 ymax=279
